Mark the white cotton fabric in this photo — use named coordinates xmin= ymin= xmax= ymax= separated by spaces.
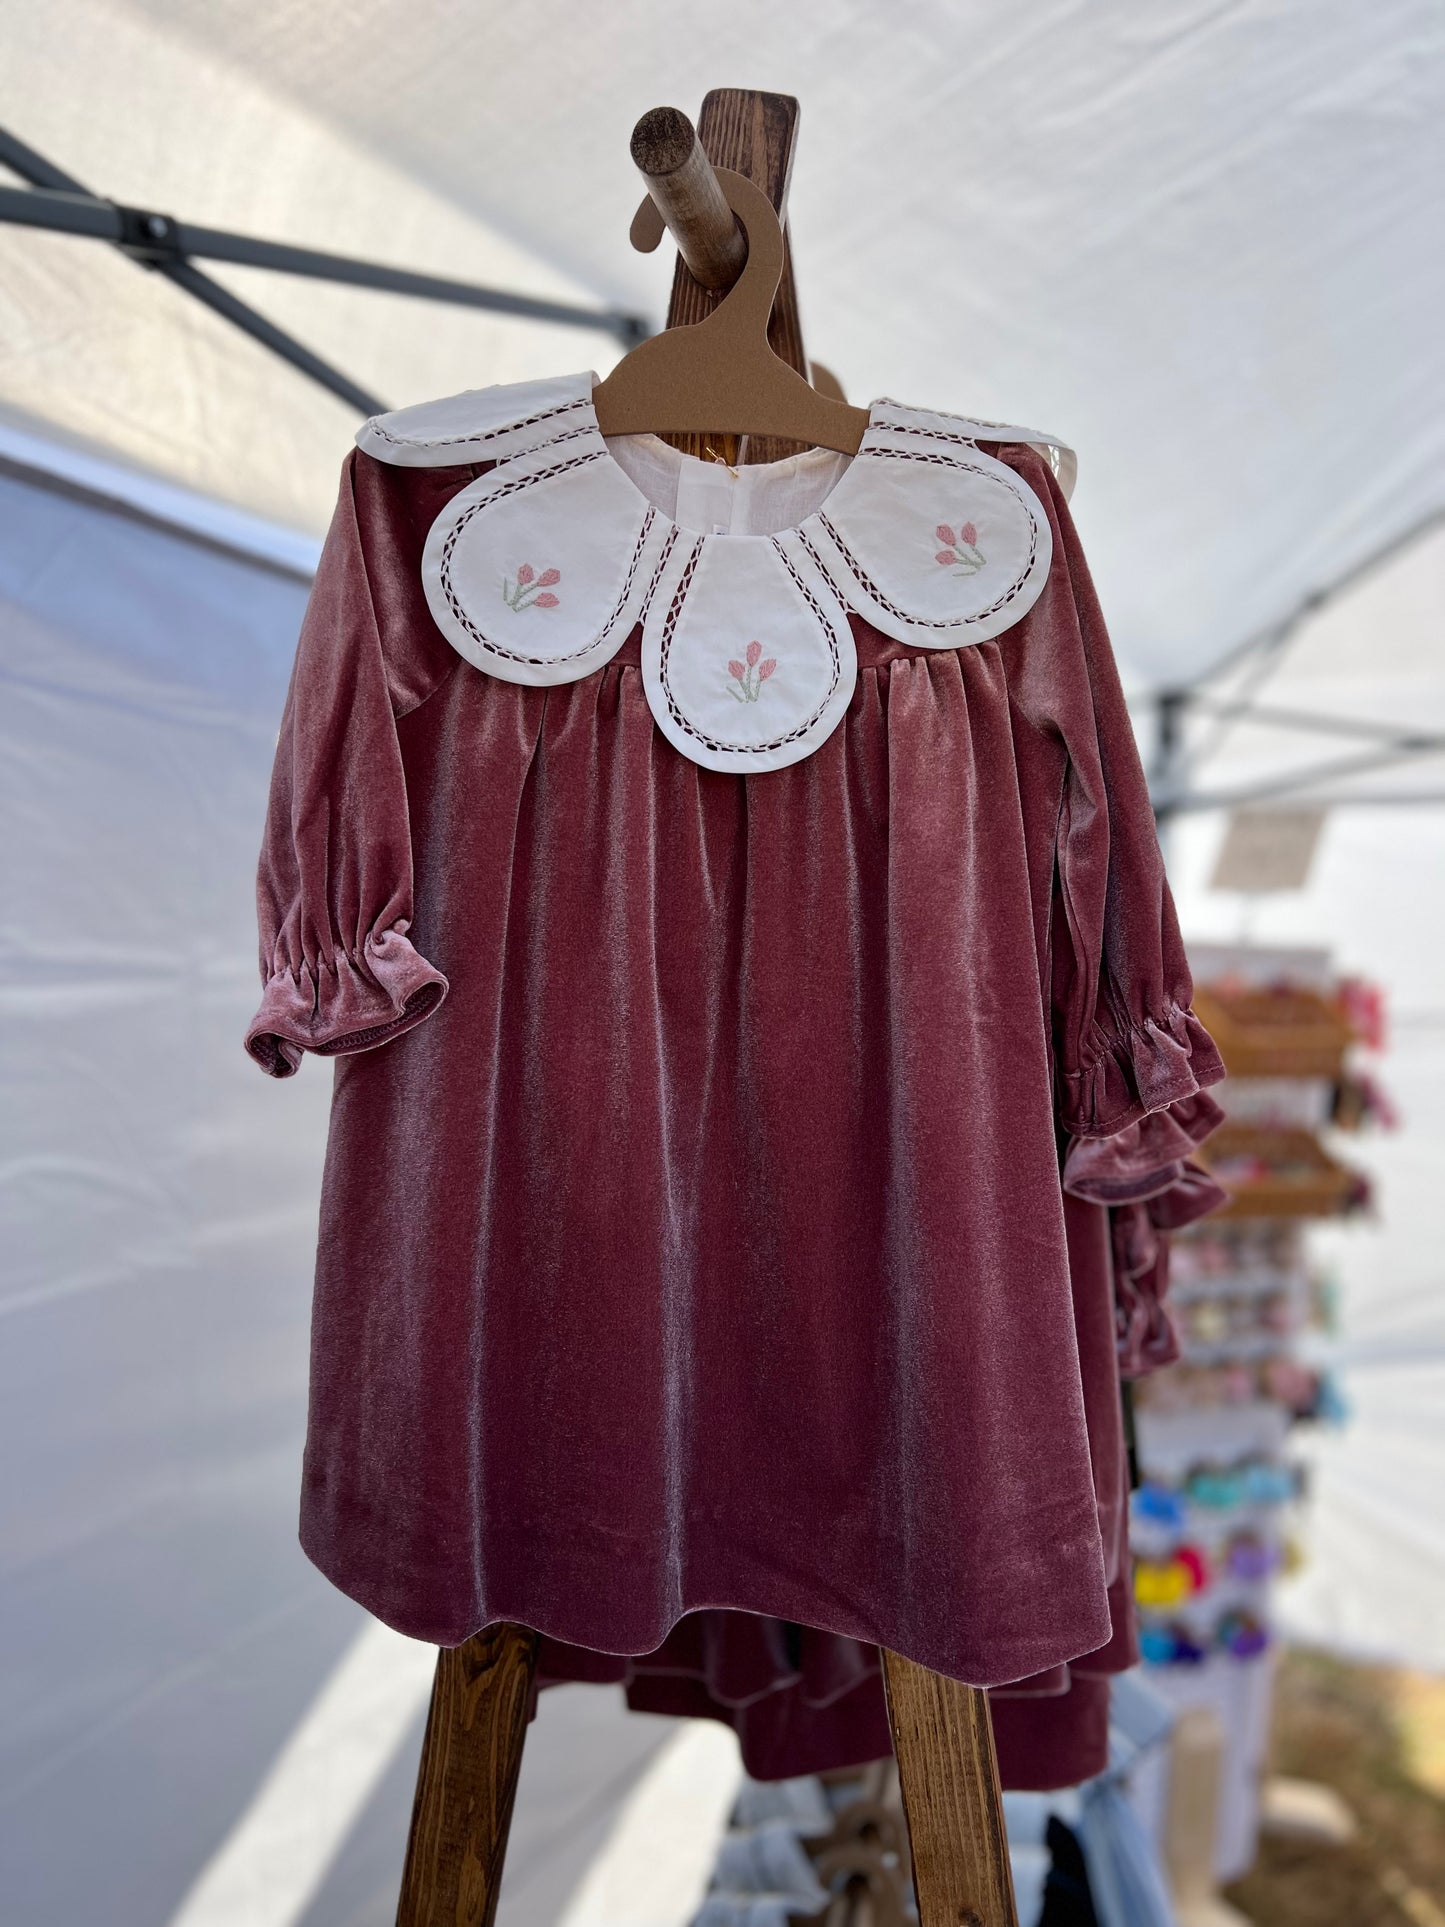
xmin=356 ymin=372 xmax=597 ymax=468
xmin=639 ymin=527 xmax=856 ymax=771
xmin=606 ymin=435 xmax=856 ymax=536
xmin=367 ymin=371 xmax=1066 ymax=773
xmin=421 ymin=437 xmax=662 ymax=688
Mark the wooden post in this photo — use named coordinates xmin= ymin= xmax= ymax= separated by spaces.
xmin=630 ymin=106 xmax=747 ymax=293
xmin=882 ymin=1651 xmax=1019 ymax=1927
xmin=655 ymin=88 xmax=809 ymax=466
xmin=395 ymin=1623 xmax=539 ymax=1927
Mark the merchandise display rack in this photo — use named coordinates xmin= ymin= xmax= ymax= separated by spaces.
xmin=1129 ymin=942 xmax=1384 ymax=1893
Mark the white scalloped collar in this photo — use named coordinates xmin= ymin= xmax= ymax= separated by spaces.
xmin=357 ymin=371 xmax=1074 ymax=774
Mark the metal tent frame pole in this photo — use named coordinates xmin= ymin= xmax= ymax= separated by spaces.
xmin=5 ymin=133 xmax=1439 ymax=818
xmin=0 ymin=127 xmax=648 ymax=418
xmin=1149 ymin=507 xmax=1445 ymax=821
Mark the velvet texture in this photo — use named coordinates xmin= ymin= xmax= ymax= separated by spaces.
xmin=532 ymin=1184 xmax=1143 ymax=1787
xmin=248 ymin=440 xmax=1223 ymax=1716
xmin=533 ymin=1159 xmax=1223 ymax=1787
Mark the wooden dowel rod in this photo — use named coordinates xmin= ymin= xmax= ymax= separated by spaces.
xmin=655 ymin=89 xmax=806 ymax=466
xmin=881 ymin=1651 xmax=1019 ymax=1927
xmin=630 ymin=105 xmax=746 ymax=292
xmin=395 ymin=1623 xmax=538 ymax=1927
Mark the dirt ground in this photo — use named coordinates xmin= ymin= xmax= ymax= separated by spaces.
xmin=1223 ymin=1649 xmax=1445 ymax=1926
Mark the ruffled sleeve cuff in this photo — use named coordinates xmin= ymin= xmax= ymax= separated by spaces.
xmin=1063 ymin=1002 xmax=1226 ymax=1143
xmin=1111 ymin=1161 xmax=1229 ymax=1378
xmin=1063 ymin=1089 xmax=1225 ymax=1204
xmin=244 ymin=921 xmax=448 ymax=1078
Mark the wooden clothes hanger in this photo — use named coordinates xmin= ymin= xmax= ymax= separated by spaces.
xmin=591 ymin=166 xmax=871 ymax=456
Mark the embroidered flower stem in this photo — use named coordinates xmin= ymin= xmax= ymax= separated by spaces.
xmin=934 ymin=521 xmax=986 ymax=577
xmin=502 ymin=563 xmax=561 ymax=611
xmin=727 ymin=639 xmax=778 ymax=703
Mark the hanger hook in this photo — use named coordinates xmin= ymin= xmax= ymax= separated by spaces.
xmin=629 ymin=168 xmax=786 ymax=338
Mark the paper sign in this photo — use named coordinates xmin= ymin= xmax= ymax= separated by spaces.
xmin=1210 ymin=808 xmax=1327 ymax=893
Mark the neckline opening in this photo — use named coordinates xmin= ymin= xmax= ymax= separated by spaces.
xmin=589 ymin=395 xmax=876 ymax=541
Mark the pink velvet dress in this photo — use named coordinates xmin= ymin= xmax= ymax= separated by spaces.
xmin=247 ymin=417 xmax=1223 ymax=1779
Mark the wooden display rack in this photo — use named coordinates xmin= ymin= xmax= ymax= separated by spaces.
xmin=1199 ymin=1121 xmax=1361 ymax=1219
xmin=392 ymin=92 xmax=1019 ymax=1927
xmin=1191 ymin=984 xmax=1352 ymax=1082
xmin=1154 ymin=960 xmax=1368 ymax=1916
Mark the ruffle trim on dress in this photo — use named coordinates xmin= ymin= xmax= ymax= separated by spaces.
xmin=244 ymin=921 xmax=448 ymax=1078
xmin=989 ymin=1673 xmax=1112 ymax=1793
xmin=1111 ymin=1160 xmax=1230 ymax=1378
xmin=538 ymin=1613 xmax=880 ymax=1714
xmin=536 ymin=1614 xmax=894 ymax=1781
xmin=534 ymin=1616 xmax=1118 ymax=1785
xmin=1149 ymin=1159 xmax=1230 ymax=1232
xmin=1064 ymin=1002 xmax=1226 ymax=1142
xmin=1062 ymin=1088 xmax=1225 ymax=1204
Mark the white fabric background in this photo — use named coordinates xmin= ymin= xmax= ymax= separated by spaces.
xmin=0 ymin=461 xmax=689 ymax=1926
xmin=2 ymin=0 xmax=1441 ymax=681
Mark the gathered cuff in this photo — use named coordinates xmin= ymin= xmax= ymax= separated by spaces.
xmin=245 ymin=921 xmax=448 ymax=1078
xmin=1063 ymin=1088 xmax=1225 ymax=1204
xmin=1063 ymin=1001 xmax=1226 ymax=1142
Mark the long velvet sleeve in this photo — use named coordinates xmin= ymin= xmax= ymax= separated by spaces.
xmin=244 ymin=455 xmax=449 ymax=1078
xmin=1008 ymin=456 xmax=1225 ymax=1194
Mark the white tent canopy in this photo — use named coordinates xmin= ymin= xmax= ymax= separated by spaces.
xmin=4 ymin=0 xmax=1443 ymax=682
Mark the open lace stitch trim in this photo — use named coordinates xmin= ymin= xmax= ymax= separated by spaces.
xmin=652 ymin=538 xmax=849 ymax=758
xmin=435 ymin=449 xmax=659 ymax=670
xmin=365 ymin=393 xmax=591 ymax=457
xmin=811 ymin=455 xmax=1043 ymax=634
xmin=383 ymin=375 xmax=1066 ymax=771
xmin=356 ymin=375 xmax=1074 ymax=494
xmin=870 ymin=402 xmax=1076 ymax=497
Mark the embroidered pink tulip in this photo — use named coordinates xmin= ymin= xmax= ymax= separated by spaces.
xmin=502 ymin=562 xmax=563 ymax=611
xmin=726 ymin=644 xmax=779 ymax=704
xmin=933 ymin=515 xmax=986 ymax=578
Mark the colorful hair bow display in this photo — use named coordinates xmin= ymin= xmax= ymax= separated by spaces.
xmin=1131 ymin=1455 xmax=1302 ymax=1523
xmin=1132 ymin=1530 xmax=1282 ymax=1608
xmin=1224 ymin=1533 xmax=1277 ymax=1582
xmin=1138 ymin=1611 xmax=1270 ymax=1666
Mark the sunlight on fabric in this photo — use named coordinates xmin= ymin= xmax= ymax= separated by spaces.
xmin=555 ymin=1719 xmax=743 ymax=1927
xmin=165 ymin=1620 xmax=435 ymax=1927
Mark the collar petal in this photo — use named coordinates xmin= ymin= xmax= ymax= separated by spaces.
xmin=359 ymin=376 xmax=1071 ymax=773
